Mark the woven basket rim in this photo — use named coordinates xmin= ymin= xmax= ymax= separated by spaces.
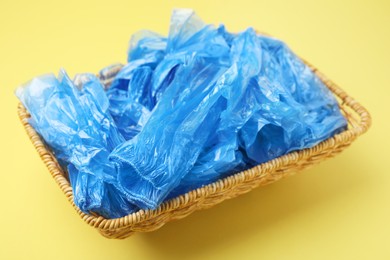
xmin=17 ymin=60 xmax=371 ymax=232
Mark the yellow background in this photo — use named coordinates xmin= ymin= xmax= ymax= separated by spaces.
xmin=0 ymin=0 xmax=388 ymax=259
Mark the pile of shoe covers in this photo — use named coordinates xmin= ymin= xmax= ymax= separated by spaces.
xmin=16 ymin=9 xmax=347 ymax=218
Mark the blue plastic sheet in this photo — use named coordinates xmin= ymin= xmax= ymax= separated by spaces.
xmin=16 ymin=9 xmax=347 ymax=218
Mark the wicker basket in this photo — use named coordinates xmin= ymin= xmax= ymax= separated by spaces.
xmin=17 ymin=59 xmax=371 ymax=239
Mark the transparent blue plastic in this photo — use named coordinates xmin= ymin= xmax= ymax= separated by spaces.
xmin=109 ymin=9 xmax=347 ymax=208
xmin=16 ymin=9 xmax=347 ymax=217
xmin=16 ymin=71 xmax=138 ymax=218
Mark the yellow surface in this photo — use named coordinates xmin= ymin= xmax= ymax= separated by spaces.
xmin=0 ymin=0 xmax=388 ymax=259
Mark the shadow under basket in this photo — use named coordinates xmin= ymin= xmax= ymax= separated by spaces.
xmin=17 ymin=60 xmax=371 ymax=239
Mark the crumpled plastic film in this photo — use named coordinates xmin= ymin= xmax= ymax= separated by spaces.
xmin=17 ymin=8 xmax=347 ymax=218
xmin=16 ymin=71 xmax=138 ymax=218
xmin=109 ymin=9 xmax=347 ymax=208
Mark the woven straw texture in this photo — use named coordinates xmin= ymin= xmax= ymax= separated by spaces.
xmin=17 ymin=60 xmax=371 ymax=239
